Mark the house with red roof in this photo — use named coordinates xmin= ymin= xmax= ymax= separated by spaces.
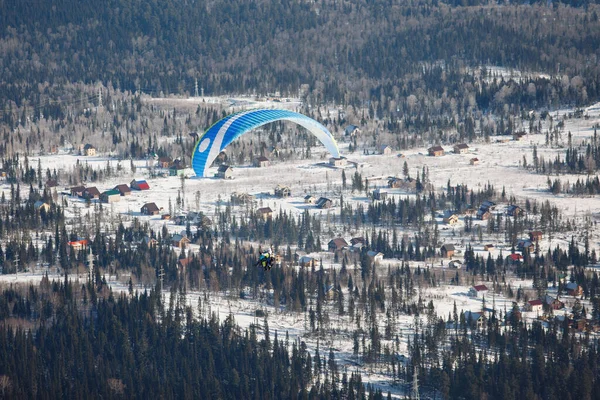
xmin=526 ymin=299 xmax=543 ymax=313
xmin=130 ymin=179 xmax=150 ymax=190
xmin=469 ymin=285 xmax=488 ymax=298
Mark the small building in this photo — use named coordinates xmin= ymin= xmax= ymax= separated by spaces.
xmin=388 ymin=177 xmax=417 ymax=191
xmin=443 ymin=213 xmax=459 ymax=225
xmin=465 ymin=311 xmax=485 ymax=329
xmin=231 ymin=192 xmax=255 ymax=205
xmin=254 ymin=156 xmax=270 ymax=168
xmin=529 ymin=231 xmax=543 ymax=242
xmin=328 ymin=238 xmax=348 ymax=253
xmin=448 ymin=260 xmax=463 ymax=269
xmin=100 ymin=189 xmax=121 ymax=203
xmin=169 ymin=165 xmax=186 ymax=177
xmin=507 ymin=253 xmax=523 ymax=263
xmin=478 ymin=210 xmax=491 ymax=220
xmin=469 ymin=285 xmax=488 ymax=299
xmin=566 ymin=282 xmax=583 ymax=297
xmin=517 ymin=240 xmax=535 ymax=253
xmin=513 ymin=131 xmax=527 ymax=141
xmin=428 ymin=146 xmax=445 ymax=157
xmin=316 ymin=197 xmax=333 ymax=209
xmin=141 ymin=202 xmax=160 ymax=216
xmin=161 ymin=214 xmax=171 ymax=220
xmin=114 ymin=184 xmax=132 ymax=196
xmin=329 ymin=157 xmax=347 ymax=167
xmin=299 ymin=255 xmax=315 ymax=268
xmin=83 ymin=144 xmax=96 ymax=156
xmin=350 ymin=237 xmax=365 ymax=247
xmin=70 ymin=186 xmax=86 ymax=197
xmin=484 ymin=244 xmax=495 ymax=251
xmin=544 ymin=295 xmax=564 ymax=310
xmin=257 ymin=207 xmax=273 ymax=220
xmin=274 ymin=185 xmax=291 ymax=198
xmin=441 ymin=244 xmax=455 ymax=258
xmin=177 ymin=257 xmax=195 ymax=270
xmin=506 ymin=205 xmax=523 ymax=217
xmin=344 ymin=125 xmax=360 ymax=137
xmin=171 ymin=234 xmax=190 ymax=249
xmin=324 ymin=285 xmax=339 ymax=301
xmin=130 ymin=179 xmax=150 ymax=191
xmin=34 ymin=201 xmax=50 ymax=212
xmin=157 ymin=156 xmax=173 ymax=168
xmin=45 ymin=180 xmax=59 ymax=190
xmin=470 ymin=158 xmax=480 ymax=165
xmin=142 ymin=237 xmax=158 ymax=248
xmin=83 ymin=187 xmax=100 ymax=200
xmin=453 ymin=143 xmax=469 ymax=154
xmin=481 ymin=200 xmax=496 ymax=210
xmin=217 ymin=165 xmax=234 ymax=179
xmin=380 ymin=145 xmax=393 ymax=155
xmin=367 ymin=250 xmax=384 ymax=262
xmin=372 ymin=189 xmax=388 ymax=201
xmin=304 ymin=195 xmax=317 ymax=204
xmin=526 ymin=299 xmax=543 ymax=313
xmin=68 ymin=239 xmax=88 ymax=251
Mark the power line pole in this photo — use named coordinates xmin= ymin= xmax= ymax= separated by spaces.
xmin=14 ymin=252 xmax=19 ymax=280
xmin=158 ymin=265 xmax=165 ymax=293
xmin=98 ymin=88 xmax=103 ymax=108
xmin=412 ymin=366 xmax=420 ymax=400
xmin=87 ymin=248 xmax=95 ymax=283
xmin=194 ymin=79 xmax=199 ymax=97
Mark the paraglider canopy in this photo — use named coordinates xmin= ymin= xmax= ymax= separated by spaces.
xmin=191 ymin=109 xmax=341 ymax=177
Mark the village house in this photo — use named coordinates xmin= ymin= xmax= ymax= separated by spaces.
xmin=231 ymin=192 xmax=255 ymax=205
xmin=484 ymin=244 xmax=495 ymax=251
xmin=274 ymin=184 xmax=291 ymax=198
xmin=465 ymin=311 xmax=485 ymax=329
xmin=453 ymin=143 xmax=469 ymax=154
xmin=114 ymin=184 xmax=132 ymax=196
xmin=324 ymin=285 xmax=339 ymax=301
xmin=566 ymin=282 xmax=583 ymax=297
xmin=68 ymin=239 xmax=88 ymax=251
xmin=380 ymin=145 xmax=393 ymax=155
xmin=448 ymin=260 xmax=463 ymax=269
xmin=177 ymin=257 xmax=195 ymax=271
xmin=470 ymin=158 xmax=480 ymax=165
xmin=513 ymin=131 xmax=527 ymax=141
xmin=298 ymin=255 xmax=316 ymax=268
xmin=329 ymin=157 xmax=347 ymax=167
xmin=372 ymin=188 xmax=388 ymax=201
xmin=171 ymin=234 xmax=190 ymax=249
xmin=45 ymin=180 xmax=58 ymax=190
xmin=304 ymin=195 xmax=316 ymax=204
xmin=388 ymin=177 xmax=417 ymax=191
xmin=344 ymin=125 xmax=360 ymax=137
xmin=174 ymin=215 xmax=186 ymax=225
xmin=83 ymin=187 xmax=100 ymax=200
xmin=544 ymin=295 xmax=564 ymax=310
xmin=100 ymin=189 xmax=121 ymax=203
xmin=517 ymin=240 xmax=535 ymax=253
xmin=130 ymin=179 xmax=150 ymax=190
xmin=428 ymin=146 xmax=445 ymax=157
xmin=142 ymin=237 xmax=158 ymax=248
xmin=478 ymin=210 xmax=491 ymax=220
xmin=441 ymin=244 xmax=455 ymax=258
xmin=169 ymin=165 xmax=186 ymax=177
xmin=350 ymin=237 xmax=365 ymax=248
xmin=526 ymin=299 xmax=543 ymax=313
xmin=469 ymin=285 xmax=488 ymax=299
xmin=529 ymin=231 xmax=543 ymax=241
xmin=34 ymin=201 xmax=50 ymax=213
xmin=141 ymin=202 xmax=160 ymax=216
xmin=70 ymin=186 xmax=86 ymax=197
xmin=254 ymin=156 xmax=270 ymax=168
xmin=328 ymin=238 xmax=348 ymax=253
xmin=161 ymin=214 xmax=171 ymax=220
xmin=157 ymin=156 xmax=173 ymax=168
xmin=506 ymin=205 xmax=523 ymax=217
xmin=316 ymin=197 xmax=333 ymax=209
xmin=367 ymin=250 xmax=384 ymax=263
xmin=217 ymin=165 xmax=234 ymax=179
xmin=83 ymin=144 xmax=96 ymax=156
xmin=443 ymin=212 xmax=459 ymax=225
xmin=507 ymin=253 xmax=523 ymax=263
xmin=257 ymin=207 xmax=273 ymax=220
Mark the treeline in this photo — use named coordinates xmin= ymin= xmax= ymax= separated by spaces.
xmin=0 ymin=278 xmax=389 ymax=399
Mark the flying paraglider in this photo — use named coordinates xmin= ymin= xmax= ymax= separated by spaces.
xmin=191 ymin=109 xmax=340 ymax=177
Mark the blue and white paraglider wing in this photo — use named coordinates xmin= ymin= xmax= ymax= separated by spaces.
xmin=191 ymin=109 xmax=340 ymax=177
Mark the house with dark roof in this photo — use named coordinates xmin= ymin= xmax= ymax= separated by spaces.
xmin=45 ymin=180 xmax=58 ymax=189
xmin=34 ymin=201 xmax=50 ymax=212
xmin=465 ymin=311 xmax=485 ymax=329
xmin=380 ymin=145 xmax=393 ymax=155
xmin=517 ymin=240 xmax=535 ymax=253
xmin=529 ymin=231 xmax=543 ymax=241
xmin=171 ymin=234 xmax=190 ymax=249
xmin=453 ymin=143 xmax=469 ymax=154
xmin=469 ymin=285 xmax=488 ymax=298
xmin=428 ymin=146 xmax=444 ymax=157
xmin=316 ymin=197 xmax=333 ymax=209
xmin=441 ymin=244 xmax=455 ymax=258
xmin=372 ymin=188 xmax=388 ymax=201
xmin=274 ymin=185 xmax=291 ymax=198
xmin=344 ymin=125 xmax=360 ymax=137
xmin=83 ymin=187 xmax=100 ymax=200
xmin=254 ymin=156 xmax=270 ymax=168
xmin=328 ymin=238 xmax=348 ymax=252
xmin=141 ymin=202 xmax=160 ymax=216
xmin=470 ymin=157 xmax=480 ymax=165
xmin=130 ymin=179 xmax=150 ymax=190
xmin=257 ymin=207 xmax=273 ymax=220
xmin=83 ymin=144 xmax=96 ymax=156
xmin=566 ymin=282 xmax=583 ymax=297
xmin=506 ymin=205 xmax=523 ymax=217
xmin=329 ymin=157 xmax=347 ymax=167
xmin=157 ymin=156 xmax=173 ymax=168
xmin=217 ymin=165 xmax=233 ymax=179
xmin=70 ymin=186 xmax=86 ymax=197
xmin=304 ymin=195 xmax=316 ymax=204
xmin=544 ymin=296 xmax=564 ymax=310
xmin=114 ymin=184 xmax=132 ymax=196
